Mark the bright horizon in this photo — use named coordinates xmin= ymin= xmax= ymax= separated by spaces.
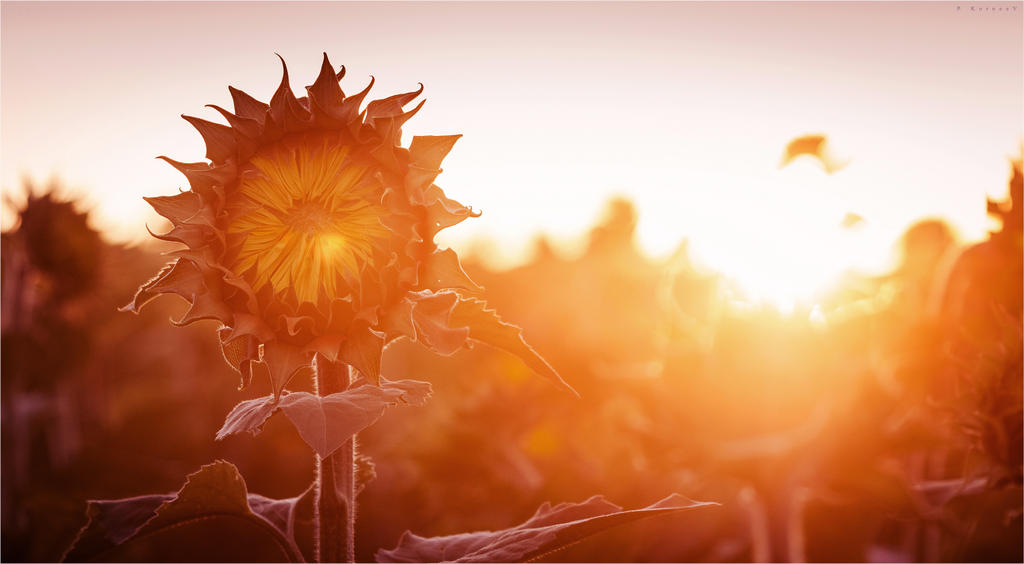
xmin=2 ymin=1 xmax=1021 ymax=307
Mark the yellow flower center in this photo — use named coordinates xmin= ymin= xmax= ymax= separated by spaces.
xmin=227 ymin=133 xmax=390 ymax=304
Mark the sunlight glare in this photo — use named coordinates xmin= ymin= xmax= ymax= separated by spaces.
xmin=686 ymin=161 xmax=856 ymax=312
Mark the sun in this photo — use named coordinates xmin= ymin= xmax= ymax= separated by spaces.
xmin=685 ymin=162 xmax=872 ymax=313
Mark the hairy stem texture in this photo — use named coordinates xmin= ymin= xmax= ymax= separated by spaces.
xmin=313 ymin=355 xmax=356 ymax=563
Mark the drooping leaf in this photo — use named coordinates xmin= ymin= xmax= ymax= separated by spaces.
xmin=64 ymin=495 xmax=172 ymax=553
xmin=63 ymin=461 xmax=303 ymax=562
xmin=215 ymin=395 xmax=279 ymax=440
xmin=449 ymin=297 xmax=578 ymax=397
xmin=277 ymin=379 xmax=431 ymax=458
xmin=248 ymin=485 xmax=316 ymax=563
xmin=375 ymin=493 xmax=719 ymax=563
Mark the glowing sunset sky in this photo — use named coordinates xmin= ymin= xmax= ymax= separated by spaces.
xmin=2 ymin=1 xmax=1021 ymax=305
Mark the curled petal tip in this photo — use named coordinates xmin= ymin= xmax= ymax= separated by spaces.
xmin=274 ymin=54 xmax=291 ymax=87
xmin=410 ymin=83 xmax=425 ymax=101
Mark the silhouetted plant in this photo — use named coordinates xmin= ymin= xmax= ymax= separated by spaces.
xmin=62 ymin=55 xmax=716 ymax=563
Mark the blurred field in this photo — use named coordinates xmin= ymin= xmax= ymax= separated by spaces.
xmin=1 ymin=160 xmax=1021 ymax=562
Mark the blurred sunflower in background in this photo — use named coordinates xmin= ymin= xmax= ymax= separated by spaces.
xmin=125 ymin=54 xmax=570 ymax=396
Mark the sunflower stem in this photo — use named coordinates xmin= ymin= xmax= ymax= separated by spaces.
xmin=313 ymin=354 xmax=357 ymax=563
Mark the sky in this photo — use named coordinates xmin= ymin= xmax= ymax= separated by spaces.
xmin=2 ymin=1 xmax=1022 ymax=306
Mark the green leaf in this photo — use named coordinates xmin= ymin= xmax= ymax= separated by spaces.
xmin=63 ymin=461 xmax=304 ymax=562
xmin=375 ymin=493 xmax=719 ymax=563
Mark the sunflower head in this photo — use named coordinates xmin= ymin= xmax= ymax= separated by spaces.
xmin=12 ymin=187 xmax=103 ymax=301
xmin=125 ymin=55 xmax=573 ymax=398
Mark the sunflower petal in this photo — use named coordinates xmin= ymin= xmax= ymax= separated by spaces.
xmin=409 ymin=135 xmax=461 ymax=170
xmin=223 ymin=312 xmax=275 ymax=343
xmin=307 ymin=52 xmax=345 ymax=116
xmin=371 ymin=100 xmax=425 ymax=150
xmin=121 ymin=262 xmax=175 ymax=313
xmin=304 ymin=333 xmax=346 ymax=362
xmin=380 ymin=297 xmax=417 ymax=342
xmin=147 ymin=223 xmax=213 ymax=250
xmin=405 ymin=167 xmax=442 ymax=205
xmin=269 ymin=54 xmax=311 ymax=129
xmin=424 ymin=185 xmax=480 ymax=233
xmin=156 ymin=157 xmax=235 ymax=203
xmin=206 ymin=104 xmax=263 ymax=142
xmin=172 ymin=291 xmax=233 ymax=327
xmin=182 ymin=115 xmax=237 ymax=163
xmin=365 ymin=83 xmax=424 ymax=120
xmin=283 ymin=315 xmax=317 ymax=337
xmin=228 ymin=86 xmax=270 ymax=123
xmin=148 ymin=259 xmax=206 ymax=299
xmin=144 ymin=192 xmax=201 ymax=225
xmin=337 ymin=76 xmax=374 ymax=129
xmin=410 ymin=291 xmax=471 ymax=356
xmin=418 ymin=248 xmax=482 ymax=293
xmin=337 ymin=322 xmax=384 ymax=384
xmin=218 ymin=328 xmax=260 ymax=390
xmin=260 ymin=341 xmax=315 ymax=397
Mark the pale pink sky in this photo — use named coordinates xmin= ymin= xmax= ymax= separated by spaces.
xmin=2 ymin=1 xmax=1021 ymax=304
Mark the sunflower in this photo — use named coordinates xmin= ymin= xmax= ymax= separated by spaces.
xmin=125 ymin=54 xmax=572 ymax=397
